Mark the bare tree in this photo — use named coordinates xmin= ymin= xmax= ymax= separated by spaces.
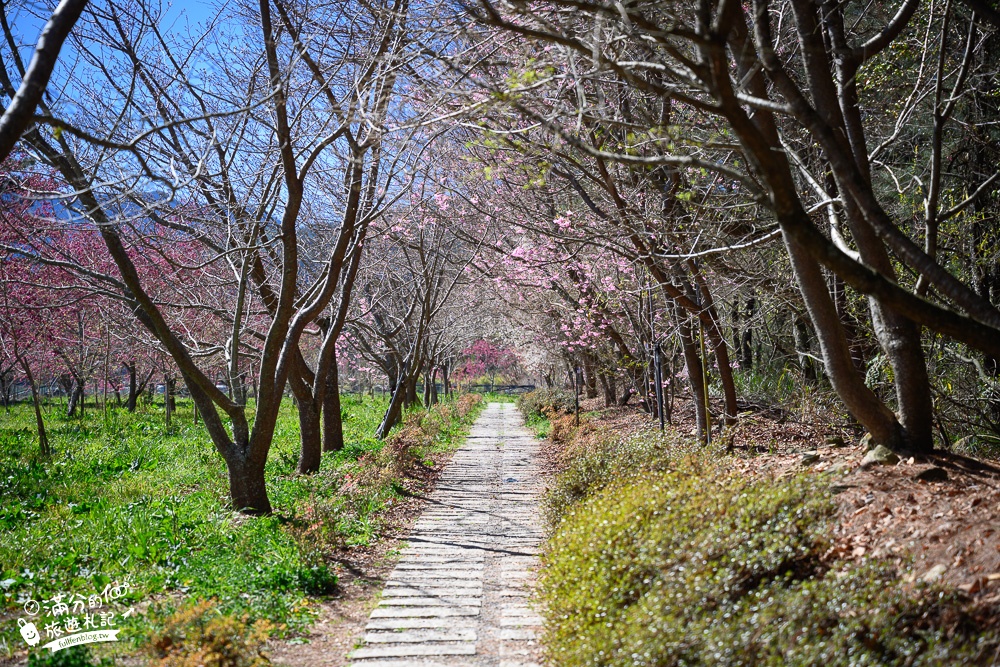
xmin=3 ymin=0 xmax=424 ymax=511
xmin=462 ymin=0 xmax=1000 ymax=453
xmin=0 ymin=0 xmax=87 ymax=161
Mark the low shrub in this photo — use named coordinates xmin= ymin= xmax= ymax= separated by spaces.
xmin=952 ymin=434 xmax=1000 ymax=461
xmin=27 ymin=645 xmax=112 ymax=667
xmin=547 ymin=412 xmax=577 ymax=444
xmin=455 ymin=393 xmax=483 ymax=418
xmin=516 ymin=388 xmax=575 ymax=419
xmin=541 ymin=465 xmax=998 ymax=666
xmin=147 ymin=600 xmax=272 ymax=667
xmin=545 ymin=427 xmax=693 ymax=522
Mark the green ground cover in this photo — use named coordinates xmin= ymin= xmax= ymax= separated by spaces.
xmin=0 ymin=393 xmax=482 ymax=665
xmin=516 ymin=388 xmax=575 ymax=439
xmin=521 ymin=391 xmax=999 ymax=667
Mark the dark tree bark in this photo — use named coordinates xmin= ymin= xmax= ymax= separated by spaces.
xmin=583 ymin=356 xmax=598 ymax=399
xmin=323 ymin=358 xmax=344 ymax=452
xmin=793 ymin=314 xmax=817 ymax=382
xmin=376 ymin=363 xmax=408 ymax=439
xmin=0 ymin=0 xmax=88 ymax=162
xmin=126 ymin=363 xmax=138 ymax=412
xmin=289 ymin=354 xmax=322 ymax=473
xmin=17 ymin=354 xmax=49 ymax=455
xmin=422 ymin=363 xmax=433 ymax=407
xmin=617 ymin=383 xmax=633 ymax=407
xmin=296 ymin=397 xmax=322 ymax=473
xmin=164 ymin=374 xmax=173 ymax=428
xmin=225 ymin=454 xmax=269 ymax=515
xmin=739 ymin=296 xmax=756 ymax=370
xmin=677 ymin=312 xmax=708 ymax=442
xmin=599 ymin=370 xmax=617 ymax=407
xmin=430 ymin=367 xmax=439 ymax=405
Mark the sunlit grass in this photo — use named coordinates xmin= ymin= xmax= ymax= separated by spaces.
xmin=0 ymin=392 xmax=478 ymax=657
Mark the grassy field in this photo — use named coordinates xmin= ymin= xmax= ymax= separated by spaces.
xmin=0 ymin=393 xmax=482 ymax=665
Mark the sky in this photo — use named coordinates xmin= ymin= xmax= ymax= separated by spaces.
xmin=159 ymin=0 xmax=227 ymax=36
xmin=10 ymin=0 xmax=225 ymax=50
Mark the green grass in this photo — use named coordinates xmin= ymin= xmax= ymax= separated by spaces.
xmin=515 ymin=388 xmax=574 ymax=439
xmin=523 ymin=412 xmax=551 ymax=439
xmin=474 ymin=392 xmax=517 ymax=404
xmin=541 ymin=424 xmax=1000 ymax=666
xmin=0 ymin=393 xmax=481 ymax=662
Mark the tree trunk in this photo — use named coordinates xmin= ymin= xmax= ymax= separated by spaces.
xmin=793 ymin=314 xmax=817 ymax=382
xmin=232 ymin=374 xmax=247 ymax=406
xmin=875 ymin=307 xmax=934 ymax=452
xmin=599 ymin=370 xmax=617 ymax=407
xmin=376 ymin=367 xmax=408 ymax=440
xmin=423 ymin=364 xmax=433 ymax=407
xmin=429 ymin=366 xmax=439 ymax=405
xmin=405 ymin=373 xmax=419 ymax=408
xmin=226 ymin=454 xmax=271 ymax=515
xmin=583 ymin=357 xmax=598 ymax=399
xmin=784 ymin=234 xmax=906 ymax=448
xmin=740 ymin=296 xmax=756 ymax=369
xmin=296 ymin=397 xmax=322 ymax=473
xmin=323 ymin=354 xmax=345 ymax=453
xmin=67 ymin=379 xmax=82 ymax=417
xmin=687 ymin=263 xmax=738 ymax=426
xmin=287 ymin=360 xmax=322 ymax=473
xmin=824 ymin=6 xmax=935 ymax=453
xmin=164 ymin=374 xmax=173 ymax=428
xmin=18 ymin=355 xmax=49 ymax=456
xmin=678 ymin=314 xmax=708 ymax=443
xmin=1 ymin=369 xmax=12 ymax=410
xmin=731 ymin=298 xmax=744 ymax=370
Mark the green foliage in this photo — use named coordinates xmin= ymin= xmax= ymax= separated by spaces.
xmin=516 ymin=388 xmax=575 ymax=418
xmin=544 ymin=428 xmax=694 ymax=522
xmin=523 ymin=412 xmax=551 ymax=439
xmin=476 ymin=391 xmax=517 ymax=404
xmin=541 ymin=437 xmax=999 ymax=666
xmin=27 ymin=645 xmax=112 ymax=667
xmin=517 ymin=389 xmax=576 ymax=440
xmin=731 ymin=366 xmax=802 ymax=406
xmin=0 ymin=393 xmax=480 ymax=654
xmin=952 ymin=434 xmax=1000 ymax=460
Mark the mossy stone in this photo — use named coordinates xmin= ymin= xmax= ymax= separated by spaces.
xmin=800 ymin=451 xmax=820 ymax=466
xmin=861 ymin=445 xmax=900 ymax=468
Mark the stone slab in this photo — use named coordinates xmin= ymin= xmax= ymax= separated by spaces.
xmin=363 ymin=628 xmax=477 ymax=643
xmin=370 ymin=606 xmax=480 ymax=618
xmin=350 ymin=643 xmax=477 ymax=659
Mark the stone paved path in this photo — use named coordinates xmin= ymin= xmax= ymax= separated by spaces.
xmin=348 ymin=403 xmax=545 ymax=667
